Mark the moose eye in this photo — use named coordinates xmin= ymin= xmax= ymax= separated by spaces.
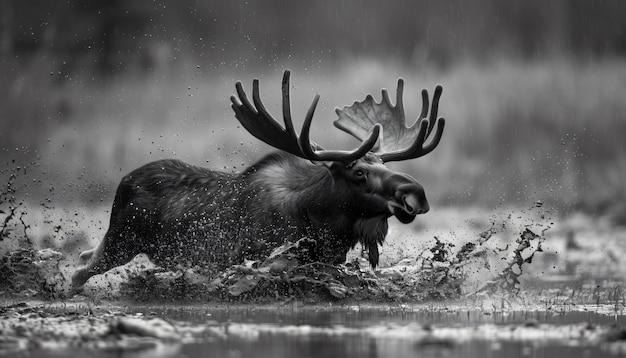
xmin=355 ymin=169 xmax=365 ymax=178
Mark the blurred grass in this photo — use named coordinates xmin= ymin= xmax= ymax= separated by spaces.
xmin=1 ymin=56 xmax=625 ymax=220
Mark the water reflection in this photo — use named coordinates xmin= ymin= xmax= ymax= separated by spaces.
xmin=100 ymin=305 xmax=623 ymax=358
xmin=14 ymin=305 xmax=626 ymax=358
xmin=126 ymin=304 xmax=624 ymax=327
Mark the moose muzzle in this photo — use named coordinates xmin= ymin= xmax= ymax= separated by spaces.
xmin=386 ymin=179 xmax=429 ymax=224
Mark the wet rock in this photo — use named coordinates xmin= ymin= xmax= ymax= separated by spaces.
xmin=229 ymin=274 xmax=262 ymax=297
xmin=110 ymin=317 xmax=181 ymax=340
xmin=326 ymin=281 xmax=348 ymax=299
xmin=0 ymin=248 xmax=66 ymax=298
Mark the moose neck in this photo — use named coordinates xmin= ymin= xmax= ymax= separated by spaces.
xmin=242 ymin=152 xmax=343 ymax=226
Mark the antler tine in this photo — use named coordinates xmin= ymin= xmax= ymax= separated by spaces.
xmin=300 ymin=96 xmax=381 ymax=162
xmin=419 ymin=88 xmax=429 ymax=123
xmin=281 ymin=70 xmax=298 ymax=138
xmin=252 ymin=80 xmax=282 ymax=134
xmin=299 ymin=94 xmax=325 ymax=160
xmin=426 ymin=85 xmax=443 ymax=137
xmin=231 ymin=84 xmax=262 ymax=139
xmin=396 ymin=79 xmax=407 ymax=120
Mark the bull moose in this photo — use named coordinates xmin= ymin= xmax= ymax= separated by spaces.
xmin=71 ymin=70 xmax=446 ymax=292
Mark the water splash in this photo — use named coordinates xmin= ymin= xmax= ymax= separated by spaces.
xmin=0 ymin=200 xmax=553 ymax=303
xmin=471 ymin=228 xmax=545 ymax=295
xmin=117 ymin=219 xmax=548 ymax=302
xmin=0 ymin=165 xmax=32 ymax=247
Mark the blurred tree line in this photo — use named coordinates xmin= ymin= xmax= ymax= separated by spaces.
xmin=2 ymin=0 xmax=626 ymax=77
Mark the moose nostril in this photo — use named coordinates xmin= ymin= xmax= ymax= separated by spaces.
xmin=403 ymin=194 xmax=418 ymax=214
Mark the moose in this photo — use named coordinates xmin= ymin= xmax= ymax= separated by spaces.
xmin=71 ymin=70 xmax=446 ymax=292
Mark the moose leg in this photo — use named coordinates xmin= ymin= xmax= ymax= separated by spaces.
xmin=70 ymin=227 xmax=140 ymax=293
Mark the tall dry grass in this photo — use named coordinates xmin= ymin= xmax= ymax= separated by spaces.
xmin=2 ymin=57 xmax=625 ymax=220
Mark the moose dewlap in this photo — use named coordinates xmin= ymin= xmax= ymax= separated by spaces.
xmin=71 ymin=70 xmax=446 ymax=292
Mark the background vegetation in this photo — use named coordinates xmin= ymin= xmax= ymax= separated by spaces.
xmin=1 ymin=0 xmax=625 ymax=224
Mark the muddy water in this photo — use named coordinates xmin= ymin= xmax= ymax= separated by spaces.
xmin=4 ymin=303 xmax=625 ymax=358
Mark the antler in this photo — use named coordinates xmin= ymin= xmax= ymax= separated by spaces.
xmin=230 ymin=70 xmax=381 ymax=163
xmin=334 ymin=80 xmax=445 ymax=162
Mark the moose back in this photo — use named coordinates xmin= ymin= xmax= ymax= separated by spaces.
xmin=71 ymin=70 xmax=446 ymax=291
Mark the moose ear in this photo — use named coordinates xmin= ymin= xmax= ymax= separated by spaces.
xmin=326 ymin=161 xmax=345 ymax=170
